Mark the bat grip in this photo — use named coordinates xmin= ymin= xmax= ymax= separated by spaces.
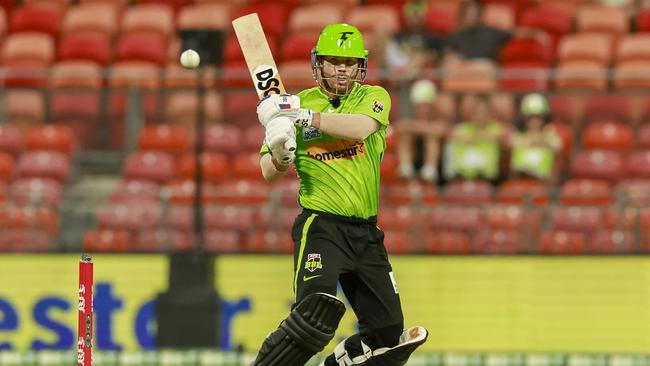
xmin=285 ymin=138 xmax=296 ymax=152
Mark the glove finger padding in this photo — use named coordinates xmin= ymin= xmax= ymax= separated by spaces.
xmin=266 ymin=117 xmax=296 ymax=165
xmin=257 ymin=94 xmax=301 ymax=128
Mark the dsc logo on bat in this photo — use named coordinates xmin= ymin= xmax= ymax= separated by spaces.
xmin=254 ymin=65 xmax=281 ymax=96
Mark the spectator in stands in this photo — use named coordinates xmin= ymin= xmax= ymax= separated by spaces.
xmin=508 ymin=93 xmax=562 ymax=182
xmin=383 ymin=0 xmax=444 ymax=78
xmin=443 ymin=94 xmax=508 ymax=182
xmin=443 ymin=0 xmax=513 ymax=64
xmin=397 ymin=79 xmax=447 ymax=182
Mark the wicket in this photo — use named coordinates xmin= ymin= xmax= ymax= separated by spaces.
xmin=77 ymin=254 xmax=93 ymax=366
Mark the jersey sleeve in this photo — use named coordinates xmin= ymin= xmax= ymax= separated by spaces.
xmin=356 ymin=86 xmax=391 ymax=129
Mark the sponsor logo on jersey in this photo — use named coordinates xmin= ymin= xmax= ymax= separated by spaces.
xmin=306 ymin=140 xmax=366 ymax=162
xmin=305 ymin=253 xmax=323 ymax=272
xmin=303 ymin=126 xmax=322 ymax=141
xmin=371 ymin=100 xmax=384 ymax=114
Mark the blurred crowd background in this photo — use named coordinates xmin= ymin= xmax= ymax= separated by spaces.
xmin=0 ymin=0 xmax=647 ymax=256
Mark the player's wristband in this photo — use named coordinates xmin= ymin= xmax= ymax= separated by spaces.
xmin=294 ymin=109 xmax=313 ymax=128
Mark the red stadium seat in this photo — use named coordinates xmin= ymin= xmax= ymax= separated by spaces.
xmin=176 ymin=152 xmax=228 ymax=184
xmin=204 ymin=205 xmax=255 ymax=231
xmin=123 ymin=151 xmax=174 ymax=184
xmin=497 ymin=179 xmax=549 ymax=206
xmin=587 ymin=230 xmax=636 ymax=254
xmin=430 ymin=206 xmax=482 ymax=233
xmin=0 ymin=205 xmax=59 ymax=235
xmin=518 ymin=5 xmax=572 ymax=56
xmin=232 ymin=152 xmax=264 ymax=180
xmin=223 ymin=93 xmax=260 ymax=127
xmin=616 ymin=179 xmax=650 ymax=207
xmin=177 ymin=3 xmax=231 ymax=31
xmin=216 ymin=179 xmax=269 ymax=205
xmin=204 ymin=230 xmax=241 ymax=253
xmin=231 ymin=3 xmax=292 ymax=38
xmin=204 ymin=124 xmax=242 ymax=156
xmin=602 ymin=207 xmax=638 ymax=231
xmin=558 ymin=179 xmax=612 ymax=206
xmin=442 ymin=180 xmax=493 ymax=205
xmin=540 ymin=231 xmax=586 ymax=255
xmin=425 ymin=2 xmax=458 ymax=36
xmin=256 ymin=206 xmax=300 ymax=230
xmin=442 ymin=61 xmax=497 ymax=92
xmin=109 ymin=179 xmax=160 ymax=204
xmin=500 ymin=36 xmax=552 ymax=65
xmin=345 ymin=5 xmax=399 ymax=34
xmin=381 ymin=180 xmax=438 ymax=206
xmin=136 ymin=228 xmax=193 ymax=252
xmin=58 ymin=33 xmax=111 ymax=66
xmin=570 ymin=150 xmax=623 ymax=183
xmin=137 ymin=124 xmax=190 ymax=156
xmin=551 ymin=206 xmax=602 ymax=233
xmin=166 ymin=178 xmax=221 ymax=205
xmin=0 ymin=228 xmax=51 ymax=252
xmin=639 ymin=124 xmax=650 ymax=149
xmin=557 ymin=33 xmax=612 ymax=65
xmin=378 ymin=206 xmax=427 ymax=231
xmin=4 ymin=90 xmax=44 ymax=126
xmin=615 ymin=34 xmax=650 ymax=63
xmin=163 ymin=63 xmax=217 ymax=89
xmin=474 ymin=229 xmax=524 ymax=254
xmin=0 ymin=125 xmax=22 ymax=156
xmin=0 ymin=152 xmax=12 ymax=182
xmin=49 ymin=61 xmax=102 ymax=89
xmin=288 ymin=4 xmax=343 ymax=36
xmin=581 ymin=121 xmax=634 ymax=152
xmin=280 ymin=61 xmax=316 ymax=91
xmin=484 ymin=205 xmax=541 ymax=233
xmin=582 ymin=95 xmax=630 ymax=124
xmin=10 ymin=5 xmax=61 ymax=37
xmin=499 ymin=61 xmax=549 ymax=91
xmin=612 ymin=60 xmax=650 ymax=90
xmin=575 ymin=5 xmax=628 ymax=38
xmin=83 ymin=229 xmax=131 ymax=252
xmin=115 ymin=33 xmax=167 ymax=66
xmin=109 ymin=61 xmax=161 ymax=90
xmin=96 ymin=203 xmax=162 ymax=231
xmin=246 ymin=229 xmax=292 ymax=253
xmin=62 ymin=3 xmax=118 ymax=38
xmin=16 ymin=151 xmax=70 ymax=183
xmin=164 ymin=91 xmax=223 ymax=125
xmin=2 ymin=32 xmax=54 ymax=65
xmin=281 ymin=34 xmax=318 ymax=62
xmin=241 ymin=125 xmax=265 ymax=152
xmin=121 ymin=4 xmax=174 ymax=41
xmin=426 ymin=231 xmax=471 ymax=254
xmin=24 ymin=124 xmax=76 ymax=157
xmin=625 ymin=150 xmax=650 ymax=179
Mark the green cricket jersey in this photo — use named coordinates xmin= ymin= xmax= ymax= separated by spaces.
xmin=261 ymin=83 xmax=391 ymax=219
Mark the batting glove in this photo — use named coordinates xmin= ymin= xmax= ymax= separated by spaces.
xmin=265 ymin=116 xmax=296 ymax=166
xmin=257 ymin=94 xmax=300 ymax=128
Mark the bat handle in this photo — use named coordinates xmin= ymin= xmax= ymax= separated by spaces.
xmin=285 ymin=138 xmax=296 ymax=152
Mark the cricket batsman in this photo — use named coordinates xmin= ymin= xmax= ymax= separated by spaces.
xmin=252 ymin=23 xmax=428 ymax=366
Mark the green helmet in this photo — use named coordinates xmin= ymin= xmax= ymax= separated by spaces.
xmin=313 ymin=23 xmax=368 ymax=59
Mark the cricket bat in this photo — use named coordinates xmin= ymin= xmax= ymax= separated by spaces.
xmin=232 ymin=13 xmax=296 ymax=153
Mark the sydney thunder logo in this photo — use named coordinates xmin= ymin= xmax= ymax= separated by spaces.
xmin=338 ymin=31 xmax=354 ymax=47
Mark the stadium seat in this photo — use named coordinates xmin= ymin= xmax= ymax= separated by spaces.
xmin=9 ymin=5 xmax=61 ymax=37
xmin=381 ymin=180 xmax=438 ymax=206
xmin=558 ymin=179 xmax=613 ymax=206
xmin=637 ymin=8 xmax=650 ymax=32
xmin=49 ymin=61 xmax=103 ymax=89
xmin=625 ymin=150 xmax=650 ymax=179
xmin=61 ymin=3 xmax=118 ymax=38
xmin=346 ymin=5 xmax=400 ymax=34
xmin=382 ymin=230 xmax=414 ymax=254
xmin=288 ymin=4 xmax=343 ymax=36
xmin=500 ymin=36 xmax=552 ymax=65
xmin=615 ymin=34 xmax=650 ymax=63
xmin=612 ymin=60 xmax=650 ymax=90
xmin=109 ymin=179 xmax=160 ymax=203
xmin=557 ymin=33 xmax=612 ymax=65
xmin=426 ymin=231 xmax=471 ymax=254
xmin=203 ymin=124 xmax=242 ymax=156
xmin=552 ymin=206 xmax=602 ymax=234
xmin=0 ymin=125 xmax=23 ymax=156
xmin=137 ymin=124 xmax=190 ymax=156
xmin=204 ymin=230 xmax=241 ymax=253
xmin=216 ymin=179 xmax=269 ymax=205
xmin=582 ymin=95 xmax=630 ymax=125
xmin=246 ymin=229 xmax=292 ymax=253
xmin=442 ymin=61 xmax=497 ymax=92
xmin=115 ymin=33 xmax=167 ymax=66
xmin=163 ymin=63 xmax=217 ymax=90
xmin=164 ymin=91 xmax=223 ymax=125
xmin=570 ymin=150 xmax=623 ymax=183
xmin=4 ymin=90 xmax=44 ymax=127
xmin=2 ymin=32 xmax=54 ymax=65
xmin=0 ymin=228 xmax=51 ymax=252
xmin=518 ymin=5 xmax=573 ymax=56
xmin=482 ymin=3 xmax=514 ymax=31
xmin=83 ymin=228 xmax=131 ymax=252
xmin=24 ymin=124 xmax=76 ymax=156
xmin=136 ymin=229 xmax=193 ymax=252
xmin=96 ymin=203 xmax=162 ymax=231
xmin=554 ymin=61 xmax=608 ymax=91
xmin=109 ymin=61 xmax=161 ymax=90
xmin=204 ymin=205 xmax=255 ymax=231
xmin=138 ymin=0 xmax=190 ymax=14
xmin=581 ymin=121 xmax=634 ymax=152
xmin=241 ymin=125 xmax=264 ymax=152
xmin=223 ymin=93 xmax=259 ymax=127
xmin=587 ymin=230 xmax=636 ymax=254
xmin=424 ymin=2 xmax=458 ymax=36
xmin=496 ymin=179 xmax=549 ymax=206
xmin=123 ymin=151 xmax=174 ymax=184
xmin=484 ymin=205 xmax=541 ymax=233
xmin=177 ymin=3 xmax=231 ymax=30
xmin=575 ymin=5 xmax=628 ymax=38
xmin=15 ymin=151 xmax=70 ymax=183
xmin=474 ymin=229 xmax=524 ymax=254
xmin=602 ymin=207 xmax=638 ymax=231
xmin=378 ymin=206 xmax=426 ymax=231
xmin=616 ymin=179 xmax=650 ymax=207
xmin=120 ymin=4 xmax=174 ymax=41
xmin=176 ymin=152 xmax=228 ymax=184
xmin=499 ymin=61 xmax=549 ymax=91
xmin=540 ymin=230 xmax=586 ymax=255
xmin=281 ymin=34 xmax=318 ymax=62
xmin=58 ymin=33 xmax=111 ymax=66
xmin=0 ymin=152 xmax=12 ymax=182
xmin=232 ymin=152 xmax=265 ymax=180
xmin=166 ymin=178 xmax=220 ymax=205
xmin=638 ymin=124 xmax=650 ymax=149
xmin=442 ymin=180 xmax=493 ymax=205
xmin=430 ymin=206 xmax=482 ymax=233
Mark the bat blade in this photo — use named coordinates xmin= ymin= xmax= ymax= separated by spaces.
xmin=232 ymin=13 xmax=287 ymax=99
